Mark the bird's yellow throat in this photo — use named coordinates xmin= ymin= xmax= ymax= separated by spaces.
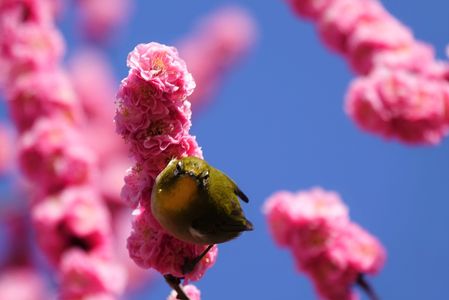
xmin=157 ymin=175 xmax=198 ymax=212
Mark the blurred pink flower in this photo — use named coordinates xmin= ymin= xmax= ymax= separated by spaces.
xmin=115 ymin=42 xmax=217 ymax=281
xmin=347 ymin=17 xmax=414 ymax=74
xmin=263 ymin=189 xmax=348 ymax=248
xmin=0 ymin=125 xmax=13 ymax=174
xmin=59 ymin=249 xmax=126 ymax=299
xmin=317 ymin=0 xmax=387 ymax=55
xmin=18 ymin=118 xmax=95 ymax=193
xmin=167 ymin=284 xmax=201 ymax=300
xmin=75 ymin=0 xmax=131 ymax=41
xmin=264 ymin=187 xmax=385 ymax=300
xmin=285 ymin=0 xmax=449 ymax=144
xmin=178 ymin=6 xmax=256 ymax=110
xmin=67 ymin=48 xmax=117 ymax=121
xmin=0 ymin=0 xmax=57 ymax=25
xmin=32 ymin=186 xmax=111 ymax=265
xmin=68 ymin=48 xmax=130 ymax=189
xmin=0 ymin=267 xmax=50 ymax=300
xmin=7 ymin=70 xmax=79 ymax=132
xmin=1 ymin=0 xmax=124 ymax=298
xmin=0 ymin=20 xmax=64 ymax=83
xmin=112 ymin=208 xmax=155 ymax=290
xmin=286 ymin=0 xmax=337 ymax=20
xmin=345 ymin=68 xmax=449 ymax=144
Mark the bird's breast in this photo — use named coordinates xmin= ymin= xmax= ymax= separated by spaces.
xmin=155 ymin=175 xmax=199 ymax=214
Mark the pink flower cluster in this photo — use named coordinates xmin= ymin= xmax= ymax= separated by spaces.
xmin=167 ymin=284 xmax=201 ymax=300
xmin=0 ymin=1 xmax=125 ymax=298
xmin=178 ymin=6 xmax=256 ymax=111
xmin=264 ymin=188 xmax=386 ymax=300
xmin=115 ymin=42 xmax=217 ymax=281
xmin=287 ymin=0 xmax=449 ymax=145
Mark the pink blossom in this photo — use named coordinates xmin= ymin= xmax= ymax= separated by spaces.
xmin=126 ymin=43 xmax=195 ymax=101
xmin=7 ymin=70 xmax=80 ymax=132
xmin=115 ymin=73 xmax=200 ymax=163
xmin=127 ymin=205 xmax=217 ymax=281
xmin=0 ymin=0 xmax=57 ymax=25
xmin=263 ymin=187 xmax=385 ymax=300
xmin=75 ymin=0 xmax=131 ymax=41
xmin=32 ymin=186 xmax=111 ymax=264
xmin=0 ymin=20 xmax=64 ymax=82
xmin=0 ymin=125 xmax=13 ymax=174
xmin=167 ymin=284 xmax=201 ymax=300
xmin=333 ymin=223 xmax=386 ymax=274
xmin=263 ymin=188 xmax=348 ymax=247
xmin=67 ymin=49 xmax=117 ymax=122
xmin=372 ymin=42 xmax=436 ymax=76
xmin=98 ymin=157 xmax=131 ymax=204
xmin=179 ymin=6 xmax=256 ymax=110
xmin=347 ymin=17 xmax=414 ymax=74
xmin=59 ymin=249 xmax=126 ymax=299
xmin=0 ymin=267 xmax=51 ymax=300
xmin=115 ymin=42 xmax=216 ymax=281
xmin=286 ymin=0 xmax=337 ymax=20
xmin=18 ymin=118 xmax=95 ymax=193
xmin=345 ymin=68 xmax=449 ymax=144
xmin=317 ymin=0 xmax=387 ymax=55
xmin=112 ymin=208 xmax=155 ymax=290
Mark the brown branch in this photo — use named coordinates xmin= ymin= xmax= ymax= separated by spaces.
xmin=356 ymin=274 xmax=380 ymax=300
xmin=164 ymin=274 xmax=190 ymax=300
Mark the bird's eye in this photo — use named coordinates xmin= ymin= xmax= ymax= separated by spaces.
xmin=199 ymin=170 xmax=209 ymax=186
xmin=201 ymin=170 xmax=209 ymax=179
xmin=174 ymin=161 xmax=183 ymax=176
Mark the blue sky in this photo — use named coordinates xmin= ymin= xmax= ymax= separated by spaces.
xmin=2 ymin=1 xmax=449 ymax=299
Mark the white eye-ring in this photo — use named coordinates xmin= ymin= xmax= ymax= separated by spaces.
xmin=174 ymin=161 xmax=183 ymax=176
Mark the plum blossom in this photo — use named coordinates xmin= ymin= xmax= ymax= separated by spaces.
xmin=0 ymin=268 xmax=50 ymax=300
xmin=18 ymin=118 xmax=95 ymax=193
xmin=0 ymin=125 xmax=13 ymax=174
xmin=167 ymin=284 xmax=201 ymax=300
xmin=345 ymin=68 xmax=449 ymax=144
xmin=32 ymin=186 xmax=111 ymax=264
xmin=59 ymin=249 xmax=126 ymax=299
xmin=7 ymin=70 xmax=79 ymax=132
xmin=115 ymin=42 xmax=217 ymax=281
xmin=264 ymin=187 xmax=385 ymax=300
xmin=285 ymin=0 xmax=449 ymax=144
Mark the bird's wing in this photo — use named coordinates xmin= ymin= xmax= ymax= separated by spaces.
xmin=234 ymin=186 xmax=249 ymax=203
xmin=222 ymin=173 xmax=249 ymax=203
xmin=192 ymin=214 xmax=253 ymax=235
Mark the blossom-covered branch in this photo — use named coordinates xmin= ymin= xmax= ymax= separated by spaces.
xmin=0 ymin=1 xmax=125 ymax=298
xmin=286 ymin=0 xmax=449 ymax=145
xmin=264 ymin=187 xmax=386 ymax=300
xmin=115 ymin=42 xmax=217 ymax=281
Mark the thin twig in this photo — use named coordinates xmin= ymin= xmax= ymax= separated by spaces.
xmin=164 ymin=274 xmax=190 ymax=300
xmin=356 ymin=274 xmax=380 ymax=300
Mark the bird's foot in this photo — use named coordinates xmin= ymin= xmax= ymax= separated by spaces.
xmin=181 ymin=244 xmax=214 ymax=275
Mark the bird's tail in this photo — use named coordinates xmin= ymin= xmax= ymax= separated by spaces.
xmin=244 ymin=218 xmax=254 ymax=231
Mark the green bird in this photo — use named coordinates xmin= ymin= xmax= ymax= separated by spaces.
xmin=152 ymin=156 xmax=253 ymax=273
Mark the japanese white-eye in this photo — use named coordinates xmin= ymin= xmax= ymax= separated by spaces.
xmin=151 ymin=156 xmax=253 ymax=245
